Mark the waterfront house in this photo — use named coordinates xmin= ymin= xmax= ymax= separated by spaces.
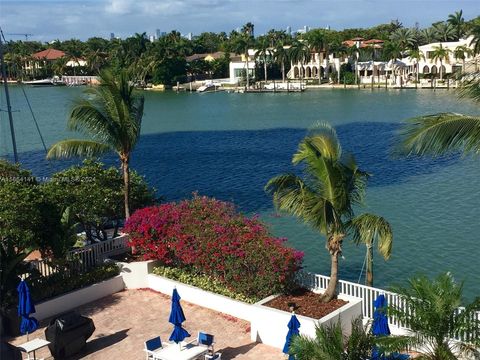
xmin=24 ymin=48 xmax=87 ymax=76
xmin=228 ymin=49 xmax=256 ymax=84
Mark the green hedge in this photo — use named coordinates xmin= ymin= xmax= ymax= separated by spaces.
xmin=152 ymin=266 xmax=258 ymax=304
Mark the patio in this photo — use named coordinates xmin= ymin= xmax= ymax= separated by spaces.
xmin=8 ymin=289 xmax=284 ymax=359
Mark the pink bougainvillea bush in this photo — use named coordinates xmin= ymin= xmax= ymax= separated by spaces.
xmin=125 ymin=194 xmax=304 ymax=299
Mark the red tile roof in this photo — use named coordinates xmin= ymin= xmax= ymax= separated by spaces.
xmin=32 ymin=48 xmax=66 ymax=60
xmin=363 ymin=39 xmax=384 ymax=44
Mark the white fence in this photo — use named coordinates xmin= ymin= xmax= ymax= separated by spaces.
xmin=297 ymin=271 xmax=480 ymax=342
xmin=28 ymin=234 xmax=130 ymax=277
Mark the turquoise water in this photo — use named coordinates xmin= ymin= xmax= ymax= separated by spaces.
xmin=1 ymin=86 xmax=479 ymax=299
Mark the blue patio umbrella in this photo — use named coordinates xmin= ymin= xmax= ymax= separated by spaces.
xmin=372 ymin=294 xmax=391 ymax=360
xmin=168 ymin=288 xmax=190 ymax=343
xmin=282 ymin=313 xmax=301 ymax=360
xmin=17 ymin=280 xmax=39 ymax=337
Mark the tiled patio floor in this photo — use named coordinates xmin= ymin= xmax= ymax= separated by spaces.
xmin=8 ymin=289 xmax=285 ymax=359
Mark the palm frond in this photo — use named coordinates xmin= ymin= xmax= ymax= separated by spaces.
xmin=47 ymin=140 xmax=110 ymax=159
xmin=350 ymin=213 xmax=393 ymax=259
xmin=459 ymin=71 xmax=480 ymax=103
xmin=397 ymin=113 xmax=480 ymax=156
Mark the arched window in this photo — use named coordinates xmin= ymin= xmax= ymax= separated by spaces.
xmin=294 ymin=67 xmax=299 ymax=78
xmin=306 ymin=67 xmax=312 ymax=78
xmin=431 ymin=65 xmax=438 ymax=74
xmin=423 ymin=65 xmax=430 ymax=74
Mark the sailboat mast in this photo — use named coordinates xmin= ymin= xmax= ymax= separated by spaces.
xmin=0 ymin=30 xmax=19 ymax=163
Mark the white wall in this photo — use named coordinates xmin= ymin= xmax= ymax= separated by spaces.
xmin=229 ymin=61 xmax=255 ymax=84
xmin=117 ymin=260 xmax=159 ymax=289
xmin=34 ymin=275 xmax=124 ymax=321
xmin=147 ymin=274 xmax=253 ymax=321
xmin=250 ymin=294 xmax=363 ymax=349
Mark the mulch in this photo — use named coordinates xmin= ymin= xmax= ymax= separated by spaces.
xmin=264 ymin=288 xmax=347 ymax=319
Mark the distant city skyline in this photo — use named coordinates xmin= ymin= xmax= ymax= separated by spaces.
xmin=2 ymin=0 xmax=479 ymax=42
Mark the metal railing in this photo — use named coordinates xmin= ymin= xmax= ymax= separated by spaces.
xmin=297 ymin=271 xmax=480 ymax=342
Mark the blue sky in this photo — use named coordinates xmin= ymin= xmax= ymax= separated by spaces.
xmin=2 ymin=0 xmax=479 ymax=41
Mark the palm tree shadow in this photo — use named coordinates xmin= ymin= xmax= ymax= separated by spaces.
xmin=66 ymin=328 xmax=130 ymax=359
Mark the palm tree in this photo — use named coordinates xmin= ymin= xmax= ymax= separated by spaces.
xmin=289 ymin=317 xmax=376 ymax=360
xmin=52 ymin=56 xmax=68 ymax=76
xmin=407 ymin=48 xmax=425 ymax=84
xmin=265 ymin=123 xmax=384 ymax=302
xmin=433 ymin=22 xmax=455 ymax=42
xmin=384 ymin=41 xmax=403 ymax=84
xmin=388 ymin=273 xmax=480 ymax=359
xmin=447 ymin=10 xmax=465 ymax=40
xmin=431 ymin=44 xmax=451 ymax=80
xmin=232 ymin=33 xmax=253 ymax=88
xmin=46 ymin=70 xmax=144 ymax=220
xmin=305 ymin=29 xmax=326 ymax=83
xmin=390 ymin=28 xmax=416 ymax=51
xmin=421 ymin=27 xmax=437 ymax=44
xmin=255 ymin=36 xmax=271 ymax=82
xmin=274 ymin=42 xmax=289 ymax=82
xmin=289 ymin=40 xmax=311 ymax=82
xmin=350 ymin=214 xmax=392 ymax=287
xmin=453 ymin=45 xmax=473 ymax=73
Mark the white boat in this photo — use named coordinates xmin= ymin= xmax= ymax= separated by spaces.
xmin=196 ymin=81 xmax=221 ymax=93
xmin=23 ymin=77 xmax=65 ymax=86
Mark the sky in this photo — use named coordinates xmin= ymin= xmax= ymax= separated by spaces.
xmin=1 ymin=0 xmax=479 ymax=42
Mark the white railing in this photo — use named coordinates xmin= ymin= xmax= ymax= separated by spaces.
xmin=27 ymin=234 xmax=130 ymax=277
xmin=297 ymin=271 xmax=479 ymax=342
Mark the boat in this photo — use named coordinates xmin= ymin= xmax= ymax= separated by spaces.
xmin=196 ymin=81 xmax=222 ymax=93
xmin=23 ymin=76 xmax=65 ymax=86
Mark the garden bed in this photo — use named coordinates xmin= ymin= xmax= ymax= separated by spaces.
xmin=264 ymin=288 xmax=347 ymax=319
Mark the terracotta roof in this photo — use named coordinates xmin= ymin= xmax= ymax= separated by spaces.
xmin=351 ymin=37 xmax=364 ymax=41
xmin=32 ymin=48 xmax=66 ymax=60
xmin=186 ymin=51 xmax=230 ymax=62
xmin=363 ymin=39 xmax=384 ymax=44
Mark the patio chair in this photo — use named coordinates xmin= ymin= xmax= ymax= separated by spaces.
xmin=205 ymin=352 xmax=222 ymax=360
xmin=187 ymin=332 xmax=215 ymax=353
xmin=144 ymin=336 xmax=162 ymax=360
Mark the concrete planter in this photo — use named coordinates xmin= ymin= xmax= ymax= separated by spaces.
xmin=116 ymin=259 xmax=159 ymax=289
xmin=147 ymin=274 xmax=253 ymax=321
xmin=250 ymin=294 xmax=363 ymax=349
xmin=34 ymin=275 xmax=124 ymax=321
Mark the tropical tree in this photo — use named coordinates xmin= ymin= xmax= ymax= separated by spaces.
xmin=265 ymin=123 xmax=392 ymax=302
xmin=232 ymin=33 xmax=253 ymax=88
xmin=407 ymin=48 xmax=425 ymax=84
xmin=383 ymin=41 xmax=404 ymax=84
xmin=388 ymin=273 xmax=480 ymax=360
xmin=433 ymin=22 xmax=456 ymax=42
xmin=305 ymin=29 xmax=327 ymax=83
xmin=453 ymin=45 xmax=473 ymax=73
xmin=447 ymin=10 xmax=465 ymax=40
xmin=274 ymin=42 xmax=290 ymax=82
xmin=46 ymin=70 xmax=145 ymax=220
xmin=289 ymin=317 xmax=376 ymax=360
xmin=255 ymin=36 xmax=271 ymax=82
xmin=431 ymin=44 xmax=451 ymax=80
xmin=421 ymin=27 xmax=437 ymax=44
xmin=289 ymin=40 xmax=311 ymax=82
xmin=390 ymin=28 xmax=416 ymax=51
xmin=350 ymin=214 xmax=393 ymax=287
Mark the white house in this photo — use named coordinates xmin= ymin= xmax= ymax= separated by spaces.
xmin=229 ymin=49 xmax=256 ymax=84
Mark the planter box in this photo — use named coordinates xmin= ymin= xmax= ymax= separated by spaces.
xmin=34 ymin=275 xmax=124 ymax=321
xmin=116 ymin=260 xmax=159 ymax=289
xmin=250 ymin=294 xmax=363 ymax=349
xmin=147 ymin=274 xmax=253 ymax=321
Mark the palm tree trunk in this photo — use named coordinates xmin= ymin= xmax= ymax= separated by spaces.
xmin=245 ymin=53 xmax=250 ymax=89
xmin=366 ymin=244 xmax=373 ymax=287
xmin=282 ymin=62 xmax=285 ymax=82
xmin=318 ymin=53 xmax=321 ymax=84
xmin=322 ymin=252 xmax=339 ymax=302
xmin=121 ymin=156 xmax=131 ymax=220
xmin=440 ymin=60 xmax=443 ymax=81
xmin=264 ymin=56 xmax=267 ymax=82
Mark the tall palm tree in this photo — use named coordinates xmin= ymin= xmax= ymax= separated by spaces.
xmin=255 ymin=36 xmax=271 ymax=82
xmin=407 ymin=48 xmax=425 ymax=84
xmin=305 ymin=29 xmax=326 ymax=83
xmin=453 ymin=45 xmax=473 ymax=73
xmin=289 ymin=40 xmax=311 ymax=82
xmin=388 ymin=273 xmax=480 ymax=360
xmin=46 ymin=70 xmax=144 ymax=220
xmin=232 ymin=33 xmax=253 ymax=88
xmin=350 ymin=214 xmax=392 ymax=287
xmin=433 ymin=22 xmax=455 ymax=42
xmin=265 ymin=123 xmax=390 ymax=302
xmin=447 ymin=10 xmax=465 ymax=41
xmin=274 ymin=42 xmax=289 ymax=82
xmin=390 ymin=28 xmax=416 ymax=51
xmin=431 ymin=44 xmax=451 ymax=80
xmin=421 ymin=27 xmax=437 ymax=44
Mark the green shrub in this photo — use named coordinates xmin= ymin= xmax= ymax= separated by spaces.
xmin=3 ymin=263 xmax=120 ymax=310
xmin=152 ymin=266 xmax=258 ymax=303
